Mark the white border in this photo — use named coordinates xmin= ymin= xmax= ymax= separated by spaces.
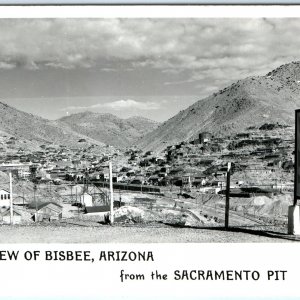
xmin=0 ymin=243 xmax=299 ymax=299
xmin=0 ymin=5 xmax=299 ymax=299
xmin=1 ymin=5 xmax=300 ymax=18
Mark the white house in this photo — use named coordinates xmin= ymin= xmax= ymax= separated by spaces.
xmin=0 ymin=189 xmax=11 ymax=207
xmin=80 ymin=193 xmax=93 ymax=207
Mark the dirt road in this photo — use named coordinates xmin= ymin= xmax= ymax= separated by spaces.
xmin=0 ymin=224 xmax=297 ymax=243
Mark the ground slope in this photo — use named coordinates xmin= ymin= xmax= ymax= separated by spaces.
xmin=58 ymin=112 xmax=159 ymax=148
xmin=0 ymin=101 xmax=102 ymax=146
xmin=138 ymin=61 xmax=300 ymax=151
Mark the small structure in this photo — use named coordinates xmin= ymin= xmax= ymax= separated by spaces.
xmin=199 ymin=132 xmax=212 ymax=144
xmin=80 ymin=193 xmax=93 ymax=207
xmin=34 ymin=202 xmax=63 ymax=222
xmin=85 ymin=205 xmax=110 ymax=214
xmin=182 ymin=175 xmax=191 ymax=187
xmin=0 ymin=189 xmax=11 ymax=207
xmin=13 ymin=196 xmax=28 ymax=207
xmin=1 ymin=208 xmax=22 ymax=224
xmin=100 ymin=170 xmax=110 ymax=181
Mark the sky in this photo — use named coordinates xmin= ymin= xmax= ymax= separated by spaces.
xmin=1 ymin=18 xmax=300 ymax=121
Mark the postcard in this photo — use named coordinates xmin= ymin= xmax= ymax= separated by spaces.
xmin=0 ymin=4 xmax=299 ymax=300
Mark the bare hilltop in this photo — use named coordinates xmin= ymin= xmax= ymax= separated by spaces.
xmin=0 ymin=103 xmax=158 ymax=149
xmin=0 ymin=101 xmax=103 ymax=147
xmin=138 ymin=61 xmax=300 ymax=151
xmin=58 ymin=112 xmax=159 ymax=148
xmin=1 ymin=61 xmax=300 ymax=151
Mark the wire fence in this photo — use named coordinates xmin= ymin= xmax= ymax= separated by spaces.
xmin=0 ymin=167 xmax=293 ymax=229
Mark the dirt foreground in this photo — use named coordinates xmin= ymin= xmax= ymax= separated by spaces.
xmin=0 ymin=224 xmax=298 ymax=243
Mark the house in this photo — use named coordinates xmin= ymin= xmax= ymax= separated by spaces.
xmin=144 ymin=151 xmax=154 ymax=157
xmin=0 ymin=208 xmax=22 ymax=224
xmin=34 ymin=202 xmax=63 ymax=222
xmin=199 ymin=186 xmax=221 ymax=194
xmin=182 ymin=175 xmax=191 ymax=186
xmin=83 ymin=205 xmax=110 ymax=222
xmin=148 ymin=175 xmax=160 ymax=185
xmin=0 ymin=163 xmax=30 ymax=178
xmin=192 ymin=177 xmax=207 ymax=187
xmin=236 ymin=133 xmax=251 ymax=139
xmin=112 ymin=172 xmax=124 ymax=183
xmin=130 ymin=177 xmax=145 ymax=185
xmin=100 ymin=169 xmax=110 ymax=181
xmin=199 ymin=132 xmax=212 ymax=143
xmin=0 ymin=189 xmax=11 ymax=207
xmin=85 ymin=205 xmax=110 ymax=214
xmin=267 ymin=159 xmax=283 ymax=168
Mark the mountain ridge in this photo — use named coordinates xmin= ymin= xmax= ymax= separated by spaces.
xmin=0 ymin=101 xmax=104 ymax=147
xmin=0 ymin=103 xmax=158 ymax=148
xmin=57 ymin=111 xmax=159 ymax=148
xmin=137 ymin=61 xmax=300 ymax=151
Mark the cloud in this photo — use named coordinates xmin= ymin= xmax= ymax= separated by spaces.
xmin=102 ymin=99 xmax=160 ymax=110
xmin=62 ymin=99 xmax=161 ymax=112
xmin=0 ymin=61 xmax=16 ymax=69
xmin=2 ymin=18 xmax=300 ymax=99
xmin=0 ymin=18 xmax=299 ymax=74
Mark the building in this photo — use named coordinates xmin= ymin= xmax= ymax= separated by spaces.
xmin=0 ymin=163 xmax=31 ymax=179
xmin=80 ymin=193 xmax=93 ymax=207
xmin=85 ymin=205 xmax=110 ymax=214
xmin=182 ymin=175 xmax=192 ymax=187
xmin=199 ymin=132 xmax=212 ymax=144
xmin=100 ymin=169 xmax=110 ymax=181
xmin=13 ymin=196 xmax=28 ymax=206
xmin=0 ymin=208 xmax=22 ymax=224
xmin=34 ymin=202 xmax=63 ymax=222
xmin=0 ymin=189 xmax=11 ymax=207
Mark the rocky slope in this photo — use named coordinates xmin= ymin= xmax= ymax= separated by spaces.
xmin=58 ymin=112 xmax=159 ymax=148
xmin=0 ymin=102 xmax=102 ymax=146
xmin=138 ymin=61 xmax=300 ymax=151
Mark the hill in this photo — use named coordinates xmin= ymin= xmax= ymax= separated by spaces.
xmin=58 ymin=112 xmax=159 ymax=148
xmin=138 ymin=61 xmax=300 ymax=151
xmin=0 ymin=101 xmax=103 ymax=147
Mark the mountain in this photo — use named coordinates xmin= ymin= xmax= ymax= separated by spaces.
xmin=0 ymin=102 xmax=103 ymax=146
xmin=138 ymin=61 xmax=300 ymax=151
xmin=58 ymin=112 xmax=159 ymax=148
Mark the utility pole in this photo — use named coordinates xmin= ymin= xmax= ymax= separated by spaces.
xmin=9 ymin=172 xmax=13 ymax=225
xmin=70 ymin=184 xmax=73 ymax=203
xmin=109 ymin=161 xmax=114 ymax=225
xmin=85 ymin=168 xmax=89 ymax=194
xmin=34 ymin=183 xmax=37 ymax=210
xmin=225 ymin=162 xmax=231 ymax=229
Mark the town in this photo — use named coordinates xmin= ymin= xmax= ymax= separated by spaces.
xmin=0 ymin=121 xmax=294 ymax=231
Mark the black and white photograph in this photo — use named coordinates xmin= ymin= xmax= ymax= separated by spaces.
xmin=0 ymin=11 xmax=300 ymax=243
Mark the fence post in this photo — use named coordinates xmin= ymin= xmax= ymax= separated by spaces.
xmin=225 ymin=162 xmax=231 ymax=229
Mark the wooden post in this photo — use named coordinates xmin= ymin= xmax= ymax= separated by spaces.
xmin=70 ymin=185 xmax=73 ymax=203
xmin=109 ymin=161 xmax=114 ymax=225
xmin=9 ymin=172 xmax=13 ymax=225
xmin=225 ymin=162 xmax=231 ymax=229
xmin=75 ymin=186 xmax=79 ymax=219
xmin=34 ymin=183 xmax=37 ymax=212
xmin=295 ymin=109 xmax=299 ymax=206
xmin=288 ymin=109 xmax=300 ymax=234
